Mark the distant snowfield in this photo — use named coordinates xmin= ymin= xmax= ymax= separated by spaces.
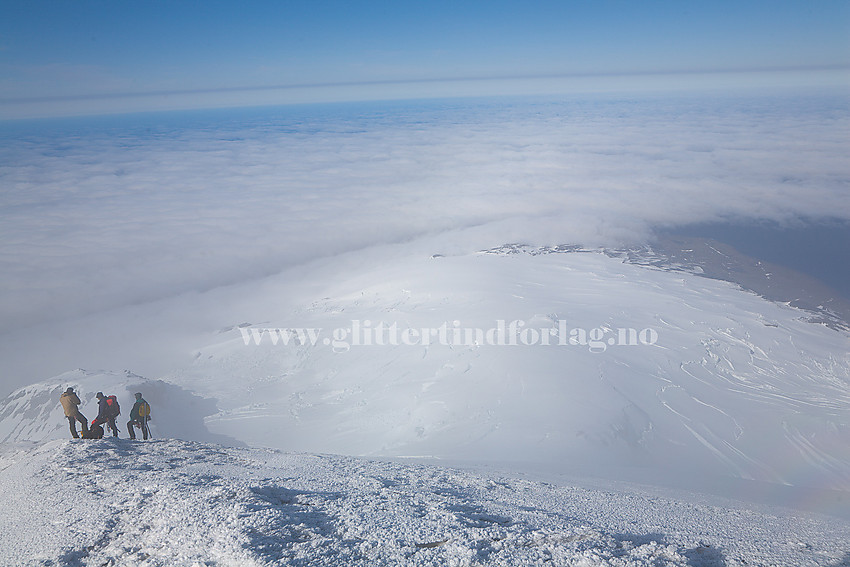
xmin=165 ymin=246 xmax=850 ymax=491
xmin=1 ymin=437 xmax=847 ymax=566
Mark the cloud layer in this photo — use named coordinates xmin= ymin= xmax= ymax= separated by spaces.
xmin=1 ymin=91 xmax=848 ymax=341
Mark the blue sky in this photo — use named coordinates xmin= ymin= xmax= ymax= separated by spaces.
xmin=1 ymin=1 xmax=849 ymax=116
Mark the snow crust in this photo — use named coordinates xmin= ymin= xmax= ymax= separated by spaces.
xmin=1 ymin=438 xmax=847 ymax=566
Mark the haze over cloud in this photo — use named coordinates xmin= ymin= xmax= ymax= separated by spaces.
xmin=1 ymin=93 xmax=848 ymax=338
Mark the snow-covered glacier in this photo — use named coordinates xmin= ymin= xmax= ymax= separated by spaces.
xmin=172 ymin=245 xmax=850 ymax=491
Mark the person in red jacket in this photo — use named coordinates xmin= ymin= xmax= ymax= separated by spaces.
xmin=90 ymin=392 xmax=120 ymax=437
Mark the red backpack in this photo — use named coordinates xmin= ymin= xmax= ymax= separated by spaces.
xmin=105 ymin=395 xmax=121 ymax=418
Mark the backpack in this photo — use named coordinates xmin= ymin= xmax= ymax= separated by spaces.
xmin=106 ymin=395 xmax=120 ymax=418
xmin=138 ymin=401 xmax=150 ymax=418
xmin=82 ymin=423 xmax=104 ymax=439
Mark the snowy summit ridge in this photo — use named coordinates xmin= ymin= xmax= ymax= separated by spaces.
xmin=1 ymin=437 xmax=848 ymax=566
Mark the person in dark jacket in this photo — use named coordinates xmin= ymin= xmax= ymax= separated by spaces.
xmin=59 ymin=387 xmax=89 ymax=438
xmin=127 ymin=392 xmax=151 ymax=440
xmin=90 ymin=392 xmax=119 ymax=437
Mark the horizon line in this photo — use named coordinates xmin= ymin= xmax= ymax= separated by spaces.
xmin=3 ymin=65 xmax=848 ymax=106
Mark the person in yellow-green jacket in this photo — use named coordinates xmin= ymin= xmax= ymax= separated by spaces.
xmin=127 ymin=392 xmax=151 ymax=440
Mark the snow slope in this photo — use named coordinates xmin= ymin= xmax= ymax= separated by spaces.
xmin=1 ymin=437 xmax=847 ymax=566
xmin=160 ymin=245 xmax=850 ymax=491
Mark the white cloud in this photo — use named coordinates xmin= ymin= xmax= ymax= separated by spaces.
xmin=0 ymin=91 xmax=847 ymax=387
